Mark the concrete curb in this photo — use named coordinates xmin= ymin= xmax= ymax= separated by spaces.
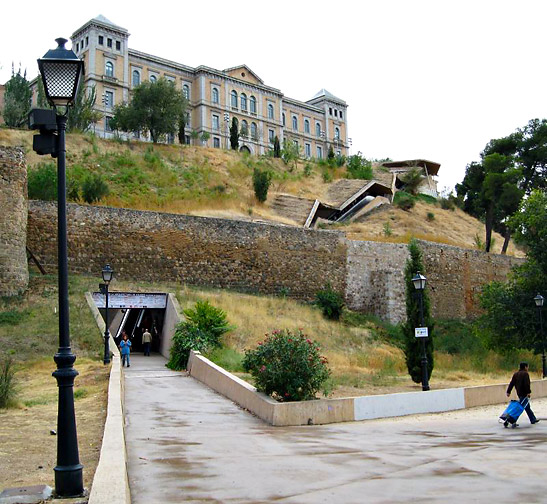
xmin=187 ymin=350 xmax=547 ymax=426
xmin=85 ymin=292 xmax=131 ymax=504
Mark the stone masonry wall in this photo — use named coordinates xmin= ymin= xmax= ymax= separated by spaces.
xmin=27 ymin=201 xmax=348 ymax=299
xmin=0 ymin=147 xmax=28 ymax=296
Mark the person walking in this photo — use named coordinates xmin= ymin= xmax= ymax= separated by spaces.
xmin=142 ymin=327 xmax=152 ymax=356
xmin=506 ymin=362 xmax=540 ymax=424
xmin=120 ymin=332 xmax=132 ymax=367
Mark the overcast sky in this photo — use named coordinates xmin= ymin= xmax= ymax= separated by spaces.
xmin=2 ymin=0 xmax=546 ymax=191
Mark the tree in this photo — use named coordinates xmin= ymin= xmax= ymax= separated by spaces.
xmin=252 ymin=168 xmax=272 ymax=202
xmin=327 ymin=145 xmax=335 ymax=161
xmin=200 ymin=131 xmax=210 ymax=146
xmin=2 ymin=65 xmax=31 ymax=128
xmin=178 ymin=115 xmax=186 ymax=144
xmin=402 ymin=240 xmax=434 ymax=384
xmin=273 ymin=135 xmax=281 ymax=158
xmin=67 ymin=85 xmax=102 ymax=132
xmin=479 ymin=190 xmax=547 ymax=353
xmin=399 ymin=167 xmax=424 ymax=195
xmin=230 ymin=117 xmax=239 ymax=150
xmin=111 ymin=78 xmax=186 ymax=143
xmin=281 ymin=138 xmax=300 ymax=170
xmin=190 ymin=130 xmax=199 ymax=145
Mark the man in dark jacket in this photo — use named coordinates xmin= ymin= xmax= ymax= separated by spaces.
xmin=506 ymin=362 xmax=540 ymax=424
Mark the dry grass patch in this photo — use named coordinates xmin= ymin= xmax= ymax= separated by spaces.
xmin=0 ymin=358 xmax=109 ymax=491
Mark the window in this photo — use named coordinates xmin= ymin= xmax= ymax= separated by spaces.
xmin=251 ymin=122 xmax=258 ymax=140
xmin=105 ymin=61 xmax=114 ymax=78
xmin=329 ymin=107 xmax=333 ymax=115
xmin=132 ymin=70 xmax=140 ymax=87
xmin=305 ymin=143 xmax=311 ymax=158
xmin=231 ymin=90 xmax=238 ymax=108
xmin=335 ymin=127 xmax=340 ymax=140
xmin=267 ymin=103 xmax=274 ymax=119
xmin=213 ymin=137 xmax=220 ymax=148
xmin=104 ymin=90 xmax=114 ymax=108
xmin=241 ymin=93 xmax=247 ymax=111
xmin=105 ymin=116 xmax=113 ymax=132
xmin=269 ymin=129 xmax=275 ymax=143
xmin=86 ymin=36 xmax=89 ymax=46
xmin=282 ymin=113 xmax=286 ymax=126
xmin=150 ymin=74 xmax=157 ymax=83
xmin=335 ymin=109 xmax=338 ymax=117
xmin=183 ymin=84 xmax=190 ymax=99
xmin=293 ymin=140 xmax=299 ymax=149
xmin=340 ymin=111 xmax=343 ymax=120
xmin=292 ymin=116 xmax=298 ymax=131
xmin=241 ymin=120 xmax=248 ymax=137
xmin=212 ymin=87 xmax=219 ymax=104
xmin=316 ymin=123 xmax=321 ymax=137
xmin=76 ymin=42 xmax=79 ymax=52
xmin=212 ymin=114 xmax=220 ymax=130
xmin=107 ymin=38 xmax=112 ymax=48
xmin=98 ymin=35 xmax=104 ymax=45
xmin=116 ymin=41 xmax=121 ymax=51
xmin=250 ymin=96 xmax=257 ymax=114
xmin=316 ymin=146 xmax=323 ymax=159
xmin=304 ymin=119 xmax=310 ymax=134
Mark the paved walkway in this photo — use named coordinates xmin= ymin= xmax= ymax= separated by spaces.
xmin=124 ymin=354 xmax=547 ymax=504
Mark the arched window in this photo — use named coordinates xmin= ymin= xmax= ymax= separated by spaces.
xmin=212 ymin=87 xmax=219 ymax=104
xmin=304 ymin=119 xmax=310 ymax=134
xmin=132 ymin=70 xmax=140 ymax=87
xmin=240 ymin=93 xmax=247 ymax=111
xmin=292 ymin=116 xmax=298 ymax=131
xmin=150 ymin=74 xmax=157 ymax=83
xmin=250 ymin=122 xmax=257 ymax=140
xmin=231 ymin=90 xmax=238 ymax=108
xmin=183 ymin=84 xmax=190 ymax=99
xmin=316 ymin=123 xmax=321 ymax=137
xmin=250 ymin=96 xmax=257 ymax=114
xmin=335 ymin=127 xmax=340 ymax=139
xmin=105 ymin=61 xmax=114 ymax=78
xmin=241 ymin=119 xmax=248 ymax=137
xmin=268 ymin=103 xmax=274 ymax=119
xmin=282 ymin=113 xmax=286 ymax=126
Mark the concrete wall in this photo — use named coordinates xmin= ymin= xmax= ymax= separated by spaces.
xmin=160 ymin=294 xmax=182 ymax=359
xmin=0 ymin=146 xmax=28 ymax=296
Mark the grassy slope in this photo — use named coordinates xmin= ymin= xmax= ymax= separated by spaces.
xmin=0 ymin=127 xmax=523 ymax=255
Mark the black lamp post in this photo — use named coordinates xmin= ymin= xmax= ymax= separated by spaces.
xmin=102 ymin=264 xmax=114 ymax=365
xmin=412 ymin=272 xmax=430 ymax=391
xmin=534 ymin=293 xmax=545 ymax=379
xmin=38 ymin=38 xmax=84 ymax=497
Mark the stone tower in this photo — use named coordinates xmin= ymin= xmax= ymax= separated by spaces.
xmin=0 ymin=146 xmax=29 ymax=296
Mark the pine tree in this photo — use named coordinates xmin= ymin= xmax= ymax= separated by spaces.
xmin=230 ymin=117 xmax=239 ymax=150
xmin=2 ymin=65 xmax=32 ymax=128
xmin=402 ymin=239 xmax=434 ymax=385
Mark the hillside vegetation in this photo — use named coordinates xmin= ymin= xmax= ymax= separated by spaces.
xmin=0 ymin=127 xmax=523 ymax=255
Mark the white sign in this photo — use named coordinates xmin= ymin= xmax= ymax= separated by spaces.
xmin=93 ymin=292 xmax=167 ymax=309
xmin=415 ymin=327 xmax=429 ymax=338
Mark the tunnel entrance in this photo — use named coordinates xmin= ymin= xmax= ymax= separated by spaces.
xmin=92 ymin=292 xmax=168 ymax=354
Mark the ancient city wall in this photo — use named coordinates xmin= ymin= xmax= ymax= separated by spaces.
xmin=0 ymin=146 xmax=28 ymax=296
xmin=27 ymin=201 xmax=348 ymax=299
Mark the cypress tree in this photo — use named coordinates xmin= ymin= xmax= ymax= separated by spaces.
xmin=230 ymin=117 xmax=239 ymax=150
xmin=402 ymin=239 xmax=434 ymax=385
xmin=273 ymin=135 xmax=281 ymax=158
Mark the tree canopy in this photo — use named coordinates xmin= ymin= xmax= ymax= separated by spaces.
xmin=111 ymin=78 xmax=186 ymax=143
xmin=67 ymin=85 xmax=102 ymax=133
xmin=2 ymin=65 xmax=32 ymax=128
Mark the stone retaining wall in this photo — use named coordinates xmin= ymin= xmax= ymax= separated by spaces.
xmin=0 ymin=146 xmax=28 ymax=296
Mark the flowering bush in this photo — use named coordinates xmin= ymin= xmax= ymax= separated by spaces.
xmin=242 ymin=329 xmax=331 ymax=402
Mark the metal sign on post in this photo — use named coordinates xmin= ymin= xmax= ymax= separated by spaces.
xmin=415 ymin=327 xmax=429 ymax=338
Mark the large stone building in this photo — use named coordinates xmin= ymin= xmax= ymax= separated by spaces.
xmin=66 ymin=15 xmax=349 ymax=157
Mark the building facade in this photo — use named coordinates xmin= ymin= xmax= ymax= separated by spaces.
xmin=68 ymin=15 xmax=349 ymax=157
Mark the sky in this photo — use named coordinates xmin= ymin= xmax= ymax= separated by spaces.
xmin=2 ymin=0 xmax=547 ymax=192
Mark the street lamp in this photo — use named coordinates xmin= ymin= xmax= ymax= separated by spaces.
xmin=102 ymin=264 xmax=114 ymax=365
xmin=37 ymin=38 xmax=84 ymax=497
xmin=534 ymin=294 xmax=545 ymax=378
xmin=412 ymin=272 xmax=430 ymax=391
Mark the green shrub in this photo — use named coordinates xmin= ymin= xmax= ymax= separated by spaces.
xmin=322 ymin=169 xmax=333 ymax=183
xmin=28 ymin=162 xmax=57 ymax=200
xmin=426 ymin=212 xmax=435 ymax=221
xmin=315 ymin=284 xmax=345 ymax=320
xmin=242 ymin=329 xmax=331 ymax=401
xmin=383 ymin=221 xmax=393 ymax=236
xmin=439 ymin=196 xmax=456 ymax=211
xmin=183 ymin=300 xmax=232 ymax=347
xmin=252 ymin=168 xmax=272 ymax=202
xmin=393 ymin=191 xmax=416 ymax=211
xmin=167 ymin=325 xmax=209 ymax=370
xmin=81 ymin=173 xmax=109 ymax=203
xmin=303 ymin=163 xmax=313 ymax=177
xmin=0 ymin=358 xmax=17 ymax=408
xmin=346 ymin=152 xmax=373 ymax=180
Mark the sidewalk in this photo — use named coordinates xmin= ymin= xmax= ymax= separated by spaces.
xmin=124 ymin=354 xmax=547 ymax=503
